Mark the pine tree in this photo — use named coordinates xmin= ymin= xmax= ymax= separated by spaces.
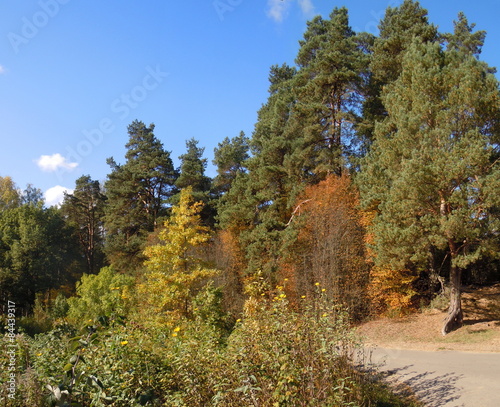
xmin=359 ymin=34 xmax=500 ymax=334
xmin=362 ymin=0 xmax=438 ymax=141
xmin=61 ymin=175 xmax=106 ymax=274
xmin=174 ymin=138 xmax=213 ymax=223
xmin=370 ymin=0 xmax=438 ymax=85
xmin=176 ymin=139 xmax=210 ymax=190
xmin=212 ymin=131 xmax=250 ymax=196
xmin=236 ymin=64 xmax=300 ymax=277
xmin=292 ymin=7 xmax=369 ymax=176
xmin=104 ymin=121 xmax=177 ymax=272
xmin=443 ymin=12 xmax=486 ymax=56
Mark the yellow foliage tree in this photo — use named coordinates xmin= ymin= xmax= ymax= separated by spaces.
xmin=139 ymin=187 xmax=218 ymax=324
xmin=361 ymin=210 xmax=417 ymax=316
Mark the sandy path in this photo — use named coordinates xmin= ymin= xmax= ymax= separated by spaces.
xmin=366 ymin=347 xmax=500 ymax=407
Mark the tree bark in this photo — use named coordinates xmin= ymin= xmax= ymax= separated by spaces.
xmin=442 ymin=263 xmax=463 ymax=335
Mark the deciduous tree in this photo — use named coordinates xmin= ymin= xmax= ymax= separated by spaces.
xmin=140 ymin=187 xmax=218 ymax=323
xmin=0 ymin=205 xmax=76 ymax=313
xmin=0 ymin=176 xmax=20 ymax=211
xmin=283 ymin=175 xmax=369 ymax=319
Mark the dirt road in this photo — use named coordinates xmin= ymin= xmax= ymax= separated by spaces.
xmin=367 ymin=347 xmax=500 ymax=407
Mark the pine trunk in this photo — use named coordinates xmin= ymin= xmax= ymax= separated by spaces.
xmin=441 ymin=263 xmax=463 ymax=335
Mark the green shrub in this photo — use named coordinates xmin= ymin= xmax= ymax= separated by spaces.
xmin=67 ymin=266 xmax=134 ymax=325
xmin=12 ymin=286 xmax=420 ymax=406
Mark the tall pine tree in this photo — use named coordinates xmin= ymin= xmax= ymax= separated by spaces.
xmin=359 ymin=30 xmax=500 ymax=334
xmin=61 ymin=175 xmax=106 ymax=275
xmin=174 ymin=138 xmax=213 ymax=224
xmin=212 ymin=131 xmax=250 ymax=196
xmin=104 ymin=121 xmax=177 ymax=272
xmin=291 ymin=7 xmax=369 ymax=176
xmin=362 ymin=0 xmax=438 ymax=142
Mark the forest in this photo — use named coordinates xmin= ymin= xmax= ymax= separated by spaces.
xmin=1 ymin=0 xmax=499 ymax=405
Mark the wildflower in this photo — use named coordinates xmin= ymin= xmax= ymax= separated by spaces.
xmin=279 ymin=293 xmax=286 ymax=298
xmin=322 ymin=313 xmax=327 ymax=318
xmin=321 ymin=288 xmax=326 ymax=292
xmin=284 ymin=278 xmax=289 ymax=282
xmin=173 ymin=326 xmax=181 ymax=332
xmin=121 ymin=341 xmax=128 ymax=346
xmin=236 ymin=319 xmax=241 ymax=323
xmin=315 ymin=282 xmax=320 ymax=286
xmin=301 ymin=295 xmax=306 ymax=299
xmin=37 ymin=353 xmax=42 ymax=356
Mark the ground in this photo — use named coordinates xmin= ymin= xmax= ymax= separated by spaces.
xmin=357 ymin=283 xmax=500 ymax=352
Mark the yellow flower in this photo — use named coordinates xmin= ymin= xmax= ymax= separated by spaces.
xmin=236 ymin=319 xmax=241 ymax=323
xmin=279 ymin=293 xmax=286 ymax=298
xmin=321 ymin=288 xmax=326 ymax=292
xmin=322 ymin=313 xmax=327 ymax=318
xmin=301 ymin=295 xmax=306 ymax=299
xmin=315 ymin=282 xmax=320 ymax=286
xmin=173 ymin=326 xmax=181 ymax=332
xmin=121 ymin=341 xmax=128 ymax=346
xmin=284 ymin=278 xmax=289 ymax=282
xmin=172 ymin=333 xmax=178 ymax=337
xmin=37 ymin=353 xmax=42 ymax=356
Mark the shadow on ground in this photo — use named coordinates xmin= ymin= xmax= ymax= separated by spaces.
xmin=381 ymin=364 xmax=464 ymax=407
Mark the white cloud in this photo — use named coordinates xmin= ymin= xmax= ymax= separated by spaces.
xmin=35 ymin=153 xmax=78 ymax=172
xmin=266 ymin=0 xmax=315 ymax=23
xmin=298 ymin=0 xmax=315 ymax=16
xmin=45 ymin=185 xmax=73 ymax=207
xmin=0 ymin=65 xmax=5 ymax=74
xmin=266 ymin=0 xmax=290 ymax=23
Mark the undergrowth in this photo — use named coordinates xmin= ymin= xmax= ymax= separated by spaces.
xmin=1 ymin=286 xmax=421 ymax=406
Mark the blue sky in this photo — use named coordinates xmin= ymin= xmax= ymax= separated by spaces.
xmin=1 ymin=0 xmax=499 ymax=206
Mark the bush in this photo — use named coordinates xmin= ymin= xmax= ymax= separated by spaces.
xmin=8 ymin=286 xmax=420 ymax=406
xmin=67 ymin=266 xmax=134 ymax=325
